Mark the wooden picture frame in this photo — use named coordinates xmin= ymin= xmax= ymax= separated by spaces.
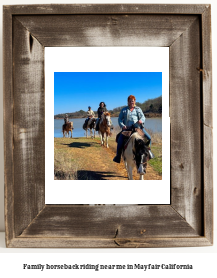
xmin=3 ymin=4 xmax=213 ymax=248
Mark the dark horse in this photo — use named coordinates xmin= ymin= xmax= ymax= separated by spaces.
xmin=123 ymin=131 xmax=150 ymax=180
xmin=83 ymin=118 xmax=96 ymax=138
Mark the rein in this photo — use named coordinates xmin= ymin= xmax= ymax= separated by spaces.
xmin=124 ymin=134 xmax=133 ymax=150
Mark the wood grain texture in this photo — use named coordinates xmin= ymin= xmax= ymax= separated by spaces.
xmin=204 ymin=125 xmax=213 ymax=243
xmin=3 ymin=4 xmax=213 ymax=248
xmin=4 ymin=4 xmax=207 ymax=15
xmin=20 ymin=205 xmax=199 ymax=238
xmin=8 ymin=237 xmax=212 ymax=248
xmin=12 ymin=17 xmax=45 ymax=237
xmin=202 ymin=6 xmax=212 ymax=129
xmin=3 ymin=7 xmax=14 ymax=247
xmin=16 ymin=15 xmax=197 ymax=47
xmin=170 ymin=17 xmax=202 ymax=234
xmin=201 ymin=6 xmax=213 ymax=244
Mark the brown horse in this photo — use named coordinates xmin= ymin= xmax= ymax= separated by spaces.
xmin=62 ymin=122 xmax=74 ymax=138
xmin=99 ymin=112 xmax=112 ymax=148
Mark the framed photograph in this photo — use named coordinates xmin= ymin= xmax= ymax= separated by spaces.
xmin=46 ymin=47 xmax=170 ymax=205
xmin=4 ymin=4 xmax=213 ymax=247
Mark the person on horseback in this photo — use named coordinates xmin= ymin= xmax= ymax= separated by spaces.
xmin=96 ymin=102 xmax=114 ymax=131
xmin=113 ymin=95 xmax=152 ymax=163
xmin=84 ymin=106 xmax=95 ymax=127
xmin=64 ymin=114 xmax=69 ymax=124
xmin=96 ymin=102 xmax=107 ymax=131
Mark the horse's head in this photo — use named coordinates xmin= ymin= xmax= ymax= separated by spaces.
xmin=70 ymin=122 xmax=74 ymax=129
xmin=134 ymin=138 xmax=150 ymax=175
xmin=103 ymin=112 xmax=111 ymax=127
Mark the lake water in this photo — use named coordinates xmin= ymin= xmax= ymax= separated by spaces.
xmin=54 ymin=117 xmax=162 ymax=137
xmin=54 ymin=117 xmax=162 ymax=138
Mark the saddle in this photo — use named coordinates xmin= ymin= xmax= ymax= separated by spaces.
xmin=63 ymin=122 xmax=72 ymax=128
xmin=116 ymin=128 xmax=145 ymax=142
xmin=116 ymin=128 xmax=149 ymax=152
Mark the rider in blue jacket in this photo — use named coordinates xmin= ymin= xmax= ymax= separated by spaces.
xmin=113 ymin=95 xmax=152 ymax=163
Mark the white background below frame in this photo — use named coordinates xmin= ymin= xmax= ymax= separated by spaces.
xmin=45 ymin=47 xmax=170 ymax=204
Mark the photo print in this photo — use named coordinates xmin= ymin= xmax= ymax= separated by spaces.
xmin=45 ymin=47 xmax=170 ymax=204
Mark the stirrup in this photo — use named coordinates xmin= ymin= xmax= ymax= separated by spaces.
xmin=149 ymin=150 xmax=154 ymax=159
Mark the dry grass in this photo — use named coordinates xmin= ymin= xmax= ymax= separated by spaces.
xmin=54 ymin=146 xmax=78 ymax=180
xmin=54 ymin=137 xmax=129 ymax=180
xmin=145 ymin=128 xmax=162 ymax=144
xmin=110 ymin=125 xmax=121 ymax=137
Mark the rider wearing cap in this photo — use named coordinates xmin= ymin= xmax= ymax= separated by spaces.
xmin=85 ymin=106 xmax=95 ymax=126
xmin=64 ymin=114 xmax=69 ymax=124
xmin=113 ymin=95 xmax=152 ymax=163
xmin=87 ymin=106 xmax=95 ymax=118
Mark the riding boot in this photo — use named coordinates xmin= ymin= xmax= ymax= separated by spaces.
xmin=149 ymin=149 xmax=154 ymax=159
xmin=142 ymin=128 xmax=154 ymax=159
xmin=113 ymin=134 xmax=124 ymax=163
xmin=96 ymin=120 xmax=99 ymax=131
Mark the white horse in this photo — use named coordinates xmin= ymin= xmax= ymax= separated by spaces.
xmin=83 ymin=118 xmax=96 ymax=138
xmin=123 ymin=132 xmax=150 ymax=180
xmin=62 ymin=122 xmax=73 ymax=138
xmin=99 ymin=112 xmax=112 ymax=148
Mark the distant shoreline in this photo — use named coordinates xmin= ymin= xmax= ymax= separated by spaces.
xmin=54 ymin=113 xmax=162 ymax=120
xmin=54 ymin=116 xmax=86 ymax=119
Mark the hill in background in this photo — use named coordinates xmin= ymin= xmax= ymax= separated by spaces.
xmin=54 ymin=95 xmax=162 ymax=119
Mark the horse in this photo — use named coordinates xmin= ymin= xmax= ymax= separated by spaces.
xmin=83 ymin=117 xmax=96 ymax=138
xmin=123 ymin=131 xmax=150 ymax=180
xmin=62 ymin=122 xmax=74 ymax=138
xmin=99 ymin=112 xmax=112 ymax=148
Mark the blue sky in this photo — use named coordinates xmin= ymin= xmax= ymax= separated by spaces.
xmin=54 ymin=72 xmax=162 ymax=115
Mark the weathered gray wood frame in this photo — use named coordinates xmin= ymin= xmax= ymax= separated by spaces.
xmin=3 ymin=4 xmax=213 ymax=248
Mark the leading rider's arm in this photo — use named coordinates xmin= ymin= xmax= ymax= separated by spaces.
xmin=136 ymin=107 xmax=146 ymax=125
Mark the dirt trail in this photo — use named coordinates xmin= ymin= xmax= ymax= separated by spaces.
xmin=54 ymin=137 xmax=161 ymax=180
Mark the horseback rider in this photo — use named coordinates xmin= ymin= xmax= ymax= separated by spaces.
xmin=84 ymin=106 xmax=95 ymax=126
xmin=96 ymin=102 xmax=107 ymax=131
xmin=113 ymin=95 xmax=152 ymax=163
xmin=64 ymin=114 xmax=69 ymax=124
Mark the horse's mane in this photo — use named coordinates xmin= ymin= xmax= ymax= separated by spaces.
xmin=100 ymin=112 xmax=110 ymax=123
xmin=103 ymin=112 xmax=110 ymax=117
xmin=131 ymin=132 xmax=150 ymax=155
xmin=131 ymin=132 xmax=143 ymax=141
